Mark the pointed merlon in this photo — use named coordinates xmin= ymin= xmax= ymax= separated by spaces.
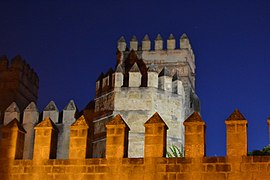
xmin=118 ymin=36 xmax=126 ymax=42
xmin=96 ymin=72 xmax=104 ymax=81
xmin=5 ymin=118 xmax=26 ymax=133
xmin=145 ymin=112 xmax=168 ymax=128
xmin=130 ymin=35 xmax=138 ymax=41
xmin=129 ymin=63 xmax=140 ymax=72
xmin=43 ymin=101 xmax=58 ymax=111
xmin=143 ymin=34 xmax=150 ymax=41
xmin=24 ymin=102 xmax=38 ymax=112
xmin=180 ymin=33 xmax=189 ymax=39
xmin=5 ymin=102 xmax=20 ymax=113
xmin=106 ymin=114 xmax=130 ymax=129
xmin=172 ymin=70 xmax=181 ymax=81
xmin=35 ymin=117 xmax=58 ymax=131
xmin=184 ymin=112 xmax=204 ymax=122
xmin=226 ymin=109 xmax=246 ymax=121
xmin=71 ymin=115 xmax=88 ymax=127
xmin=64 ymin=100 xmax=77 ymax=111
xmin=115 ymin=64 xmax=124 ymax=73
xmin=158 ymin=67 xmax=171 ymax=77
xmin=147 ymin=63 xmax=158 ymax=72
xmin=155 ymin=34 xmax=163 ymax=40
xmin=168 ymin=34 xmax=175 ymax=40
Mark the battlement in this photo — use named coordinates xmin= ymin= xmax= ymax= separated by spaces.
xmin=0 ymin=55 xmax=39 ymax=87
xmin=117 ymin=33 xmax=192 ymax=52
xmin=1 ymin=100 xmax=78 ymax=160
xmin=95 ymin=64 xmax=184 ymax=97
xmin=0 ymin=55 xmax=39 ymax=124
xmin=1 ymin=109 xmax=270 ymax=179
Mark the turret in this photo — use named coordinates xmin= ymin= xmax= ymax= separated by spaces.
xmin=167 ymin=34 xmax=176 ymax=50
xmin=142 ymin=34 xmax=151 ymax=51
xmin=117 ymin=36 xmax=126 ymax=51
xmin=155 ymin=34 xmax=163 ymax=50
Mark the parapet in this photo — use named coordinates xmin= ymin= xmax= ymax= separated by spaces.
xmin=1 ymin=109 xmax=270 ymax=179
xmin=0 ymin=55 xmax=39 ymax=87
xmin=117 ymin=33 xmax=193 ymax=52
xmin=95 ymin=64 xmax=185 ymax=97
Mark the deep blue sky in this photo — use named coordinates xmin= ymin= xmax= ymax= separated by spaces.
xmin=1 ymin=0 xmax=270 ymax=156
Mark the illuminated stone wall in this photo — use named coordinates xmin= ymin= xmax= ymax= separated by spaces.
xmin=1 ymin=110 xmax=270 ymax=180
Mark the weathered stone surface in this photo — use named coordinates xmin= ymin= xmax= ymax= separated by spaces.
xmin=4 ymin=102 xmax=20 ymax=125
xmin=43 ymin=101 xmax=59 ymax=124
xmin=226 ymin=108 xmax=246 ymax=121
xmin=225 ymin=109 xmax=248 ymax=157
xmin=23 ymin=102 xmax=39 ymax=159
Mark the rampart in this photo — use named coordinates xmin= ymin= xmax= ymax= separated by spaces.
xmin=1 ymin=108 xmax=270 ymax=180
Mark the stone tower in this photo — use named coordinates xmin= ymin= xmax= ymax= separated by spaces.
xmin=85 ymin=33 xmax=200 ymax=157
xmin=0 ymin=55 xmax=39 ymax=124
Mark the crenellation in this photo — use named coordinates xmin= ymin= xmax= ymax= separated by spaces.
xmin=96 ymin=72 xmax=104 ymax=97
xmin=147 ymin=64 xmax=158 ymax=88
xmin=180 ymin=33 xmax=191 ymax=49
xmin=92 ymin=34 xmax=197 ymax=157
xmin=0 ymin=55 xmax=39 ymax=125
xmin=130 ymin=35 xmax=138 ymax=51
xmin=172 ymin=70 xmax=185 ymax=95
xmin=4 ymin=102 xmax=20 ymax=125
xmin=33 ymin=117 xmax=58 ymax=160
xmin=128 ymin=63 xmax=142 ymax=87
xmin=158 ymin=67 xmax=172 ymax=92
xmin=117 ymin=36 xmax=126 ymax=51
xmin=142 ymin=34 xmax=151 ymax=51
xmin=42 ymin=101 xmax=59 ymax=124
xmin=155 ymin=34 xmax=163 ymax=50
xmin=1 ymin=107 xmax=270 ymax=179
xmin=22 ymin=102 xmax=39 ymax=159
xmin=113 ymin=64 xmax=124 ymax=88
xmin=167 ymin=33 xmax=176 ymax=50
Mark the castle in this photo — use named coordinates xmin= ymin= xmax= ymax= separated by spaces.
xmin=1 ymin=34 xmax=270 ymax=180
xmin=0 ymin=33 xmax=200 ymax=158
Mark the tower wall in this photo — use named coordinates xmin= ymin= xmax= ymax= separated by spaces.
xmin=90 ymin=34 xmax=199 ymax=158
xmin=0 ymin=55 xmax=39 ymax=124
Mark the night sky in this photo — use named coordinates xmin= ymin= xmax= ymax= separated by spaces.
xmin=1 ymin=0 xmax=270 ymax=156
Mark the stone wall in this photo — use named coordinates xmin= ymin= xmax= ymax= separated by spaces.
xmin=0 ymin=55 xmax=39 ymax=124
xmin=1 ymin=110 xmax=270 ymax=180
